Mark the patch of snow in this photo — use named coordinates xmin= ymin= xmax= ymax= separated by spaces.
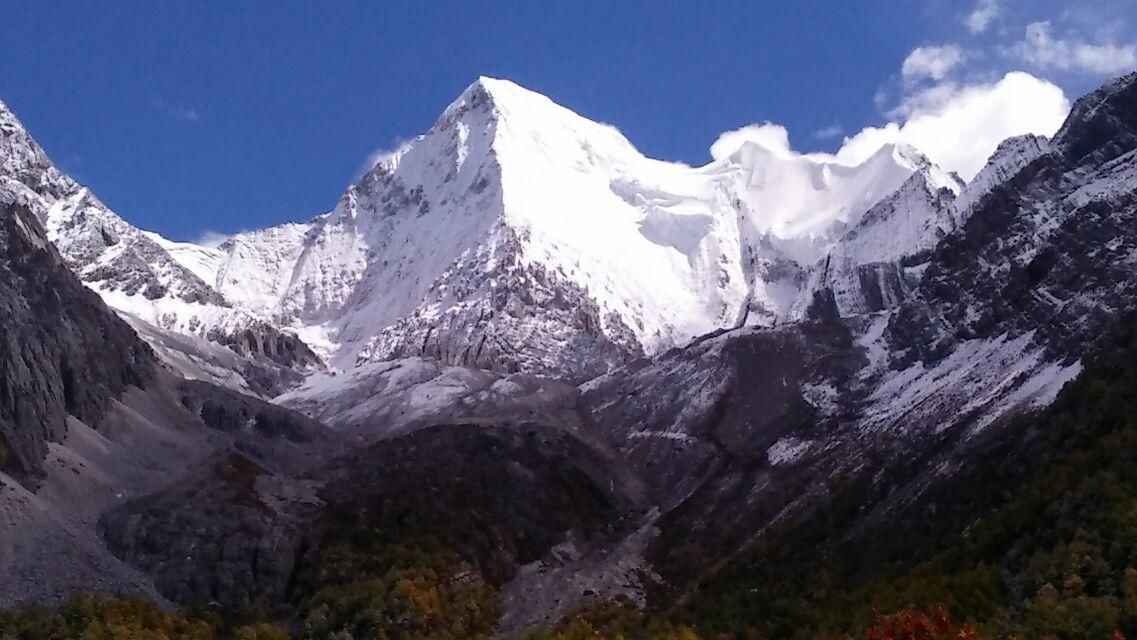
xmin=767 ymin=437 xmax=812 ymax=466
xmin=144 ymin=232 xmax=225 ymax=285
xmin=627 ymin=430 xmax=697 ymax=443
xmin=860 ymin=331 xmax=1079 ymax=438
xmin=856 ymin=313 xmax=892 ymax=378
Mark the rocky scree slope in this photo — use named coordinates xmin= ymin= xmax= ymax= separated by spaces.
xmin=98 ymin=421 xmax=642 ymax=617
xmin=0 ymin=186 xmax=335 ymax=606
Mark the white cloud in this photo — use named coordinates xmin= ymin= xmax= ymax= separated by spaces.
xmin=709 ymin=73 xmax=1070 ymax=183
xmin=966 ymin=0 xmax=1001 ymax=34
xmin=889 ymin=81 xmax=971 ymax=119
xmin=902 ymin=45 xmax=966 ymax=82
xmin=812 ymin=125 xmax=845 ymax=140
xmin=710 ymin=6 xmax=1128 ymax=186
xmin=835 ymin=72 xmax=1070 ymax=180
xmin=710 ymin=123 xmax=793 ymax=160
xmin=357 ymin=137 xmax=417 ymax=178
xmin=1013 ymin=21 xmax=1137 ymax=75
xmin=193 ymin=230 xmax=231 ymax=248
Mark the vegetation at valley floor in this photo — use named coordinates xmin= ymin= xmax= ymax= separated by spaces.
xmin=0 ymin=597 xmax=987 ymax=640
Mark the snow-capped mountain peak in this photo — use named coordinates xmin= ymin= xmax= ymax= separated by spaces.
xmin=1 ymin=77 xmax=969 ymax=383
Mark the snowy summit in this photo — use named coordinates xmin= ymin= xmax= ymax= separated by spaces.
xmin=2 ymin=78 xmax=1019 ymax=382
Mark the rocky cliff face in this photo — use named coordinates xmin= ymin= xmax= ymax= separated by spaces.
xmin=0 ymin=100 xmax=225 ymax=307
xmin=792 ymin=171 xmax=959 ymax=321
xmin=207 ymin=320 xmax=323 ymax=371
xmin=0 ymin=184 xmax=335 ymax=605
xmin=354 ymin=225 xmax=645 ymax=381
xmin=888 ymin=72 xmax=1137 ymax=366
xmin=0 ymin=193 xmax=155 ymax=484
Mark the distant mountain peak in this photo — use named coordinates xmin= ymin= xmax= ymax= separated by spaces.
xmin=461 ymin=75 xmax=529 ymax=104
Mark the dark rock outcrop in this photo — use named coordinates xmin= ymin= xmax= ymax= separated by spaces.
xmin=208 ymin=321 xmax=323 ymax=371
xmin=1054 ymin=71 xmax=1137 ymax=167
xmin=887 ymin=71 xmax=1137 ymax=366
xmin=98 ymin=421 xmax=638 ymax=613
xmin=175 ymin=378 xmax=329 ymax=445
xmin=0 ymin=195 xmax=155 ymax=484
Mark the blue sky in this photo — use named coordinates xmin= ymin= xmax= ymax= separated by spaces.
xmin=2 ymin=1 xmax=1134 ymax=242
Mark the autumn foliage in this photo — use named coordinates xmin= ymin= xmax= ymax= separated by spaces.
xmin=863 ymin=607 xmax=979 ymax=640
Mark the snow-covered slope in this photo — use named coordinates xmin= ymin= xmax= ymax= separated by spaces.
xmin=1 ymin=79 xmax=970 ymax=381
xmin=0 ymin=99 xmax=320 ymax=394
xmin=786 ymin=134 xmax=1062 ymax=322
xmin=1 ymin=100 xmax=230 ymax=312
xmin=724 ymin=140 xmax=959 ymax=259
xmin=214 ymin=222 xmax=313 ymax=316
xmin=955 ymin=134 xmax=1050 ymax=215
xmin=331 ymin=78 xmax=746 ymax=376
xmin=185 ymin=78 xmax=963 ymax=379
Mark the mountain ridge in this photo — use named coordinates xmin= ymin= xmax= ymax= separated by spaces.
xmin=3 ymin=77 xmax=993 ymax=383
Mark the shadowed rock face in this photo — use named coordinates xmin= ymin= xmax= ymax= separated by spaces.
xmin=1055 ymin=72 xmax=1137 ymax=168
xmin=175 ymin=378 xmax=330 ymax=446
xmin=585 ymin=321 xmax=862 ymax=507
xmin=312 ymin=423 xmax=639 ymax=584
xmin=208 ymin=321 xmax=324 ymax=371
xmin=0 ymin=196 xmax=155 ymax=484
xmin=97 ymin=422 xmax=639 ymax=613
xmin=582 ymin=321 xmax=871 ymax=594
xmin=887 ymin=72 xmax=1137 ymax=368
xmin=96 ymin=405 xmax=333 ymax=611
xmin=0 ymin=191 xmax=338 ymax=605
